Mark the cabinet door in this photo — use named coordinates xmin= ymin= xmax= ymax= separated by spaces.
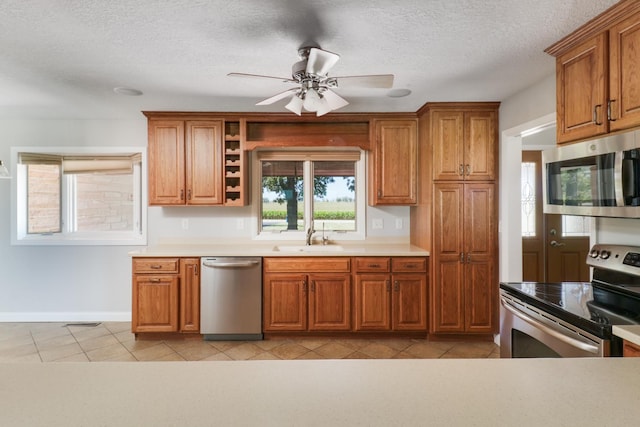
xmin=132 ymin=275 xmax=179 ymax=332
xmin=432 ymin=183 xmax=465 ymax=332
xmin=392 ymin=273 xmax=427 ymax=331
xmin=148 ymin=121 xmax=185 ymax=205
xmin=185 ymin=121 xmax=224 ymax=205
xmin=370 ymin=120 xmax=418 ymax=205
xmin=464 ymin=183 xmax=497 ymax=333
xmin=308 ymin=273 xmax=351 ymax=331
xmin=263 ymin=273 xmax=307 ymax=331
xmin=623 ymin=340 xmax=640 ymax=357
xmin=609 ymin=11 xmax=640 ymax=132
xmin=464 ymin=111 xmax=497 ymax=181
xmin=179 ymin=258 xmax=200 ymax=333
xmin=354 ymin=274 xmax=391 ymax=331
xmin=432 ymin=111 xmax=464 ymax=181
xmin=556 ymin=32 xmax=608 ymax=143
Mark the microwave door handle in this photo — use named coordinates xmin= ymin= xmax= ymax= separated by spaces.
xmin=614 ymin=150 xmax=625 ymax=207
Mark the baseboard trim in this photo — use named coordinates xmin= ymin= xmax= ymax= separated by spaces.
xmin=0 ymin=312 xmax=131 ymax=322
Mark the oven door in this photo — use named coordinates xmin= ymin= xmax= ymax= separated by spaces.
xmin=500 ymin=292 xmax=608 ymax=358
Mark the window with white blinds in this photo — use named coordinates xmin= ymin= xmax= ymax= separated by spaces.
xmin=12 ymin=148 xmax=146 ymax=245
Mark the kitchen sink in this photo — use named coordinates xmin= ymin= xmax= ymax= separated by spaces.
xmin=272 ymin=245 xmax=344 ymax=253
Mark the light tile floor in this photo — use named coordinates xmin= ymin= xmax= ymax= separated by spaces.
xmin=0 ymin=322 xmax=500 ymax=362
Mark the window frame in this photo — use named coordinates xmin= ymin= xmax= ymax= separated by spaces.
xmin=252 ymin=149 xmax=366 ymax=241
xmin=10 ymin=146 xmax=147 ymax=246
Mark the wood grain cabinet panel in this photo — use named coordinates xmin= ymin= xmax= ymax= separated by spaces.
xmin=623 ymin=340 xmax=640 ymax=357
xmin=263 ymin=259 xmax=352 ymax=332
xmin=555 ymin=33 xmax=608 ymax=143
xmin=132 ymin=257 xmax=200 ymax=335
xmin=354 ymin=257 xmax=428 ymax=332
xmin=148 ymin=119 xmax=224 ymax=205
xmin=432 ymin=183 xmax=496 ymax=334
xmin=548 ymin=5 xmax=640 ymax=143
xmin=369 ymin=119 xmax=418 ymax=205
xmin=432 ymin=109 xmax=497 ymax=181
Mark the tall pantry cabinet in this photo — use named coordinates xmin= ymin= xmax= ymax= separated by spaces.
xmin=416 ymin=102 xmax=499 ymax=335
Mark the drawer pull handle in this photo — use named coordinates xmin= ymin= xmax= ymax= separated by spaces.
xmin=149 ymin=278 xmax=161 ymax=283
xmin=150 ymin=265 xmax=162 ymax=269
xmin=368 ymin=264 xmax=380 ymax=268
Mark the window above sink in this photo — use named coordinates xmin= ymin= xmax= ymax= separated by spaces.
xmin=252 ymin=149 xmax=366 ymax=242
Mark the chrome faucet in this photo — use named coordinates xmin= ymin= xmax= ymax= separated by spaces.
xmin=306 ymin=226 xmax=315 ymax=246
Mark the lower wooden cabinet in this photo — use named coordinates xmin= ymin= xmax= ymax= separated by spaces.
xmin=263 ymin=257 xmax=352 ymax=332
xmin=354 ymin=257 xmax=428 ymax=332
xmin=623 ymin=340 xmax=640 ymax=357
xmin=263 ymin=256 xmax=428 ymax=335
xmin=431 ymin=183 xmax=497 ymax=334
xmin=132 ymin=257 xmax=200 ymax=334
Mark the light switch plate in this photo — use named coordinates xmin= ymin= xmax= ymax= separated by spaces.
xmin=395 ymin=218 xmax=403 ymax=229
xmin=372 ymin=219 xmax=383 ymax=229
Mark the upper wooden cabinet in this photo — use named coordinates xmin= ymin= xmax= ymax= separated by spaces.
xmin=369 ymin=119 xmax=418 ymax=205
xmin=148 ymin=120 xmax=224 ymax=205
xmin=546 ymin=3 xmax=640 ymax=144
xmin=430 ymin=106 xmax=498 ymax=182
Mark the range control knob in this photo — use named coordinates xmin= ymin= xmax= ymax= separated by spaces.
xmin=600 ymin=250 xmax=611 ymax=260
xmin=589 ymin=249 xmax=600 ymax=258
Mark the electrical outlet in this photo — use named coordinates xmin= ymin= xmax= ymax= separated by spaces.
xmin=395 ymin=218 xmax=403 ymax=229
xmin=181 ymin=218 xmax=189 ymax=230
xmin=372 ymin=219 xmax=383 ymax=229
xmin=236 ymin=218 xmax=244 ymax=230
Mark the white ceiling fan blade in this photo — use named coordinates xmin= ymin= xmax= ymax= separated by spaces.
xmin=322 ymin=89 xmax=349 ymax=111
xmin=306 ymin=48 xmax=340 ymax=76
xmin=333 ymin=74 xmax=394 ymax=88
xmin=256 ymin=89 xmax=299 ymax=105
xmin=228 ymin=72 xmax=296 ymax=84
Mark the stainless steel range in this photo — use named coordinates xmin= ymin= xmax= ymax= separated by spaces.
xmin=500 ymin=244 xmax=640 ymax=358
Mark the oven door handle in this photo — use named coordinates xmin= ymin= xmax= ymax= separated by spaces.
xmin=500 ymin=297 xmax=600 ymax=355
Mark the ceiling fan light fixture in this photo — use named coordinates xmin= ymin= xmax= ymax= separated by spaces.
xmin=315 ymin=97 xmax=332 ymax=117
xmin=302 ymin=88 xmax=321 ymax=112
xmin=285 ymin=93 xmax=303 ymax=115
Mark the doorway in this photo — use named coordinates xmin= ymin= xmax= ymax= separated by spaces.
xmin=521 ymin=150 xmax=590 ymax=282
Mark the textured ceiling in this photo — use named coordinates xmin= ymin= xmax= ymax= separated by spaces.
xmin=0 ymin=0 xmax=620 ymax=119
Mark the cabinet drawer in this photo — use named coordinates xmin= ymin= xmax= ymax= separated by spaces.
xmin=392 ymin=257 xmax=427 ymax=272
xmin=133 ymin=258 xmax=180 ymax=274
xmin=264 ymin=257 xmax=351 ymax=273
xmin=354 ymin=257 xmax=391 ymax=272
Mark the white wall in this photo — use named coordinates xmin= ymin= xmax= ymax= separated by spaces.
xmin=0 ymin=116 xmax=409 ymax=321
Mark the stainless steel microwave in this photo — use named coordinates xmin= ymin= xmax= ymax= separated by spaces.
xmin=542 ymin=130 xmax=640 ymax=218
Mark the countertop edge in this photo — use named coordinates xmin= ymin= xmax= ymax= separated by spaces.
xmin=613 ymin=325 xmax=640 ymax=346
xmin=128 ymin=244 xmax=430 ymax=257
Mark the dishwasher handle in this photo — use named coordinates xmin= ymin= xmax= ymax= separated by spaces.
xmin=202 ymin=260 xmax=260 ymax=269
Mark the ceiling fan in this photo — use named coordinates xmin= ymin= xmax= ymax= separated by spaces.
xmin=228 ymin=46 xmax=394 ymax=116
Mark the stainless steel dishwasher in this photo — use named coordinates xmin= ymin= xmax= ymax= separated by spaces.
xmin=200 ymin=257 xmax=263 ymax=340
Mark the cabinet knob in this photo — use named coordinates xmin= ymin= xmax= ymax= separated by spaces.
xmin=460 ymin=252 xmax=465 ymax=263
xmin=459 ymin=164 xmax=464 ymax=176
xmin=187 ymin=189 xmax=192 ymax=200
xmin=180 ymin=189 xmax=184 ymax=201
xmin=465 ymin=164 xmax=470 ymax=176
xmin=393 ymin=280 xmax=399 ymax=292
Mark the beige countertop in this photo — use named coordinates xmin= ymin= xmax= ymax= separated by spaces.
xmin=1 ymin=358 xmax=639 ymax=426
xmin=129 ymin=240 xmax=430 ymax=257
xmin=613 ymin=325 xmax=640 ymax=346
